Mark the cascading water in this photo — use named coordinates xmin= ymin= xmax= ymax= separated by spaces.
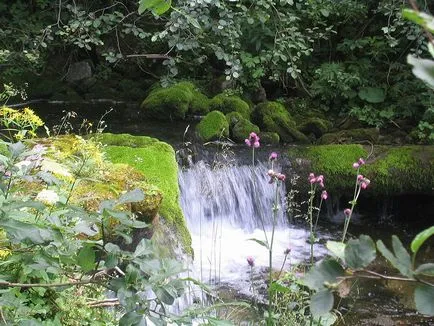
xmin=179 ymin=161 xmax=329 ymax=294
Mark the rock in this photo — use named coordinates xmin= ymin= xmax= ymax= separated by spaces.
xmin=319 ymin=128 xmax=380 ymax=144
xmin=209 ymin=94 xmax=252 ymax=119
xmin=65 ymin=61 xmax=93 ymax=83
xmin=141 ymin=82 xmax=209 ymax=120
xmin=226 ymin=112 xmax=244 ymax=128
xmin=93 ymin=133 xmax=193 ymax=255
xmin=253 ymin=101 xmax=309 ymax=143
xmin=298 ymin=117 xmax=332 ymax=139
xmin=196 ymin=110 xmax=229 ymax=142
xmin=259 ymin=132 xmax=280 ymax=145
xmin=231 ymin=118 xmax=260 ymax=142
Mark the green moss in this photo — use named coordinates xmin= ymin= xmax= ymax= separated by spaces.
xmin=141 ymin=82 xmax=209 ymax=120
xmin=254 ymin=101 xmax=309 ymax=143
xmin=290 ymin=145 xmax=368 ymax=193
xmin=319 ymin=128 xmax=380 ymax=144
xmin=190 ymin=92 xmax=210 ymax=115
xmin=231 ymin=118 xmax=260 ymax=142
xmin=366 ymin=146 xmax=434 ymax=195
xmin=98 ymin=133 xmax=192 ymax=254
xmin=289 ymin=145 xmax=434 ymax=195
xmin=209 ymin=94 xmax=252 ymax=119
xmin=259 ymin=132 xmax=280 ymax=145
xmin=196 ymin=111 xmax=229 ymax=142
xmin=298 ymin=117 xmax=332 ymax=138
xmin=226 ymin=112 xmax=244 ymax=128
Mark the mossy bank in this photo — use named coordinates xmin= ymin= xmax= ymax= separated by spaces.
xmin=93 ymin=133 xmax=192 ymax=254
xmin=289 ymin=145 xmax=434 ymax=196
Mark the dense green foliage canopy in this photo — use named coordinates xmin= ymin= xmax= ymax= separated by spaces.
xmin=1 ymin=0 xmax=434 ymax=140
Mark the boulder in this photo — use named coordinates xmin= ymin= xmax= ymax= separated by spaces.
xmin=196 ymin=111 xmax=229 ymax=142
xmin=253 ymin=101 xmax=309 ymax=143
xmin=209 ymin=94 xmax=252 ymax=119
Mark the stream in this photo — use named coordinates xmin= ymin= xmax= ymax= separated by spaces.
xmin=17 ymin=101 xmax=434 ymax=325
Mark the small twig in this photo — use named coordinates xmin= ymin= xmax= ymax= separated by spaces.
xmin=125 ymin=54 xmax=171 ymax=60
xmin=0 ymin=279 xmax=100 ymax=288
xmin=339 ymin=269 xmax=434 ymax=287
xmin=88 ymin=298 xmax=120 ymax=308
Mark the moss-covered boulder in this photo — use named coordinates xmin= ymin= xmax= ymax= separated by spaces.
xmin=259 ymin=132 xmax=280 ymax=145
xmin=231 ymin=118 xmax=260 ymax=142
xmin=141 ymin=82 xmax=209 ymax=120
xmin=209 ymin=94 xmax=252 ymax=119
xmin=253 ymin=101 xmax=309 ymax=143
xmin=226 ymin=112 xmax=244 ymax=128
xmin=289 ymin=145 xmax=434 ymax=196
xmin=319 ymin=128 xmax=380 ymax=144
xmin=196 ymin=111 xmax=229 ymax=142
xmin=298 ymin=117 xmax=332 ymax=139
xmin=92 ymin=133 xmax=192 ymax=254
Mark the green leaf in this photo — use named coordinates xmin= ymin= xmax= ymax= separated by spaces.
xmin=415 ymin=263 xmax=434 ymax=276
xmin=77 ymin=245 xmax=96 ymax=272
xmin=119 ymin=311 xmax=145 ymax=326
xmin=270 ymin=282 xmax=290 ymax=294
xmin=345 ymin=235 xmax=376 ymax=269
xmin=402 ymin=9 xmax=434 ymax=34
xmin=358 ymin=87 xmax=385 ymax=103
xmin=411 ymin=226 xmax=434 ymax=256
xmin=247 ymin=238 xmax=269 ymax=249
xmin=377 ymin=236 xmax=412 ymax=278
xmin=310 ymin=290 xmax=334 ymax=318
xmin=303 ymin=259 xmax=345 ymax=291
xmin=153 ymin=0 xmax=171 ymax=15
xmin=133 ymin=239 xmax=153 ymax=257
xmin=155 ymin=285 xmax=175 ymax=305
xmin=326 ymin=241 xmax=346 ymax=261
xmin=414 ymin=285 xmax=434 ymax=316
xmin=407 ymin=55 xmax=434 ymax=90
xmin=138 ymin=0 xmax=171 ymax=15
xmin=118 ymin=189 xmax=145 ymax=205
xmin=1 ymin=219 xmax=54 ymax=244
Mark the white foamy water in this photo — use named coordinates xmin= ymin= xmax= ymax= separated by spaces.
xmin=179 ymin=161 xmax=329 ymax=291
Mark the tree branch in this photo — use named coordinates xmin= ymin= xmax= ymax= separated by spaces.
xmin=0 ymin=279 xmax=100 ymax=288
xmin=125 ymin=54 xmax=171 ymax=60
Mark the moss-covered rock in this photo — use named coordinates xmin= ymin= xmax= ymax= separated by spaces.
xmin=231 ymin=118 xmax=260 ymax=142
xmin=298 ymin=117 xmax=332 ymax=139
xmin=289 ymin=145 xmax=434 ymax=196
xmin=93 ymin=133 xmax=192 ymax=254
xmin=209 ymin=94 xmax=252 ymax=119
xmin=259 ymin=132 xmax=280 ymax=145
xmin=319 ymin=128 xmax=380 ymax=144
xmin=141 ymin=82 xmax=209 ymax=120
xmin=253 ymin=101 xmax=309 ymax=143
xmin=196 ymin=111 xmax=229 ymax=142
xmin=226 ymin=112 xmax=244 ymax=128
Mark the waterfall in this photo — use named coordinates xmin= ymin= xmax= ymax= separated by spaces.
xmin=179 ymin=161 xmax=329 ymax=291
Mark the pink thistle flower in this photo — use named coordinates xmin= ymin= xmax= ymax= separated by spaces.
xmin=361 ymin=178 xmax=370 ymax=189
xmin=247 ymin=256 xmax=255 ymax=267
xmin=284 ymin=248 xmax=291 ymax=255
xmin=358 ymin=158 xmax=365 ymax=165
xmin=253 ymin=141 xmax=260 ymax=148
xmin=308 ymin=173 xmax=317 ymax=184
xmin=353 ymin=162 xmax=360 ymax=169
xmin=249 ymin=132 xmax=258 ymax=140
xmin=344 ymin=208 xmax=351 ymax=217
xmin=321 ymin=190 xmax=328 ymax=200
xmin=269 ymin=152 xmax=278 ymax=161
xmin=244 ymin=139 xmax=251 ymax=147
xmin=357 ymin=174 xmax=364 ymax=181
xmin=277 ymin=173 xmax=286 ymax=181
